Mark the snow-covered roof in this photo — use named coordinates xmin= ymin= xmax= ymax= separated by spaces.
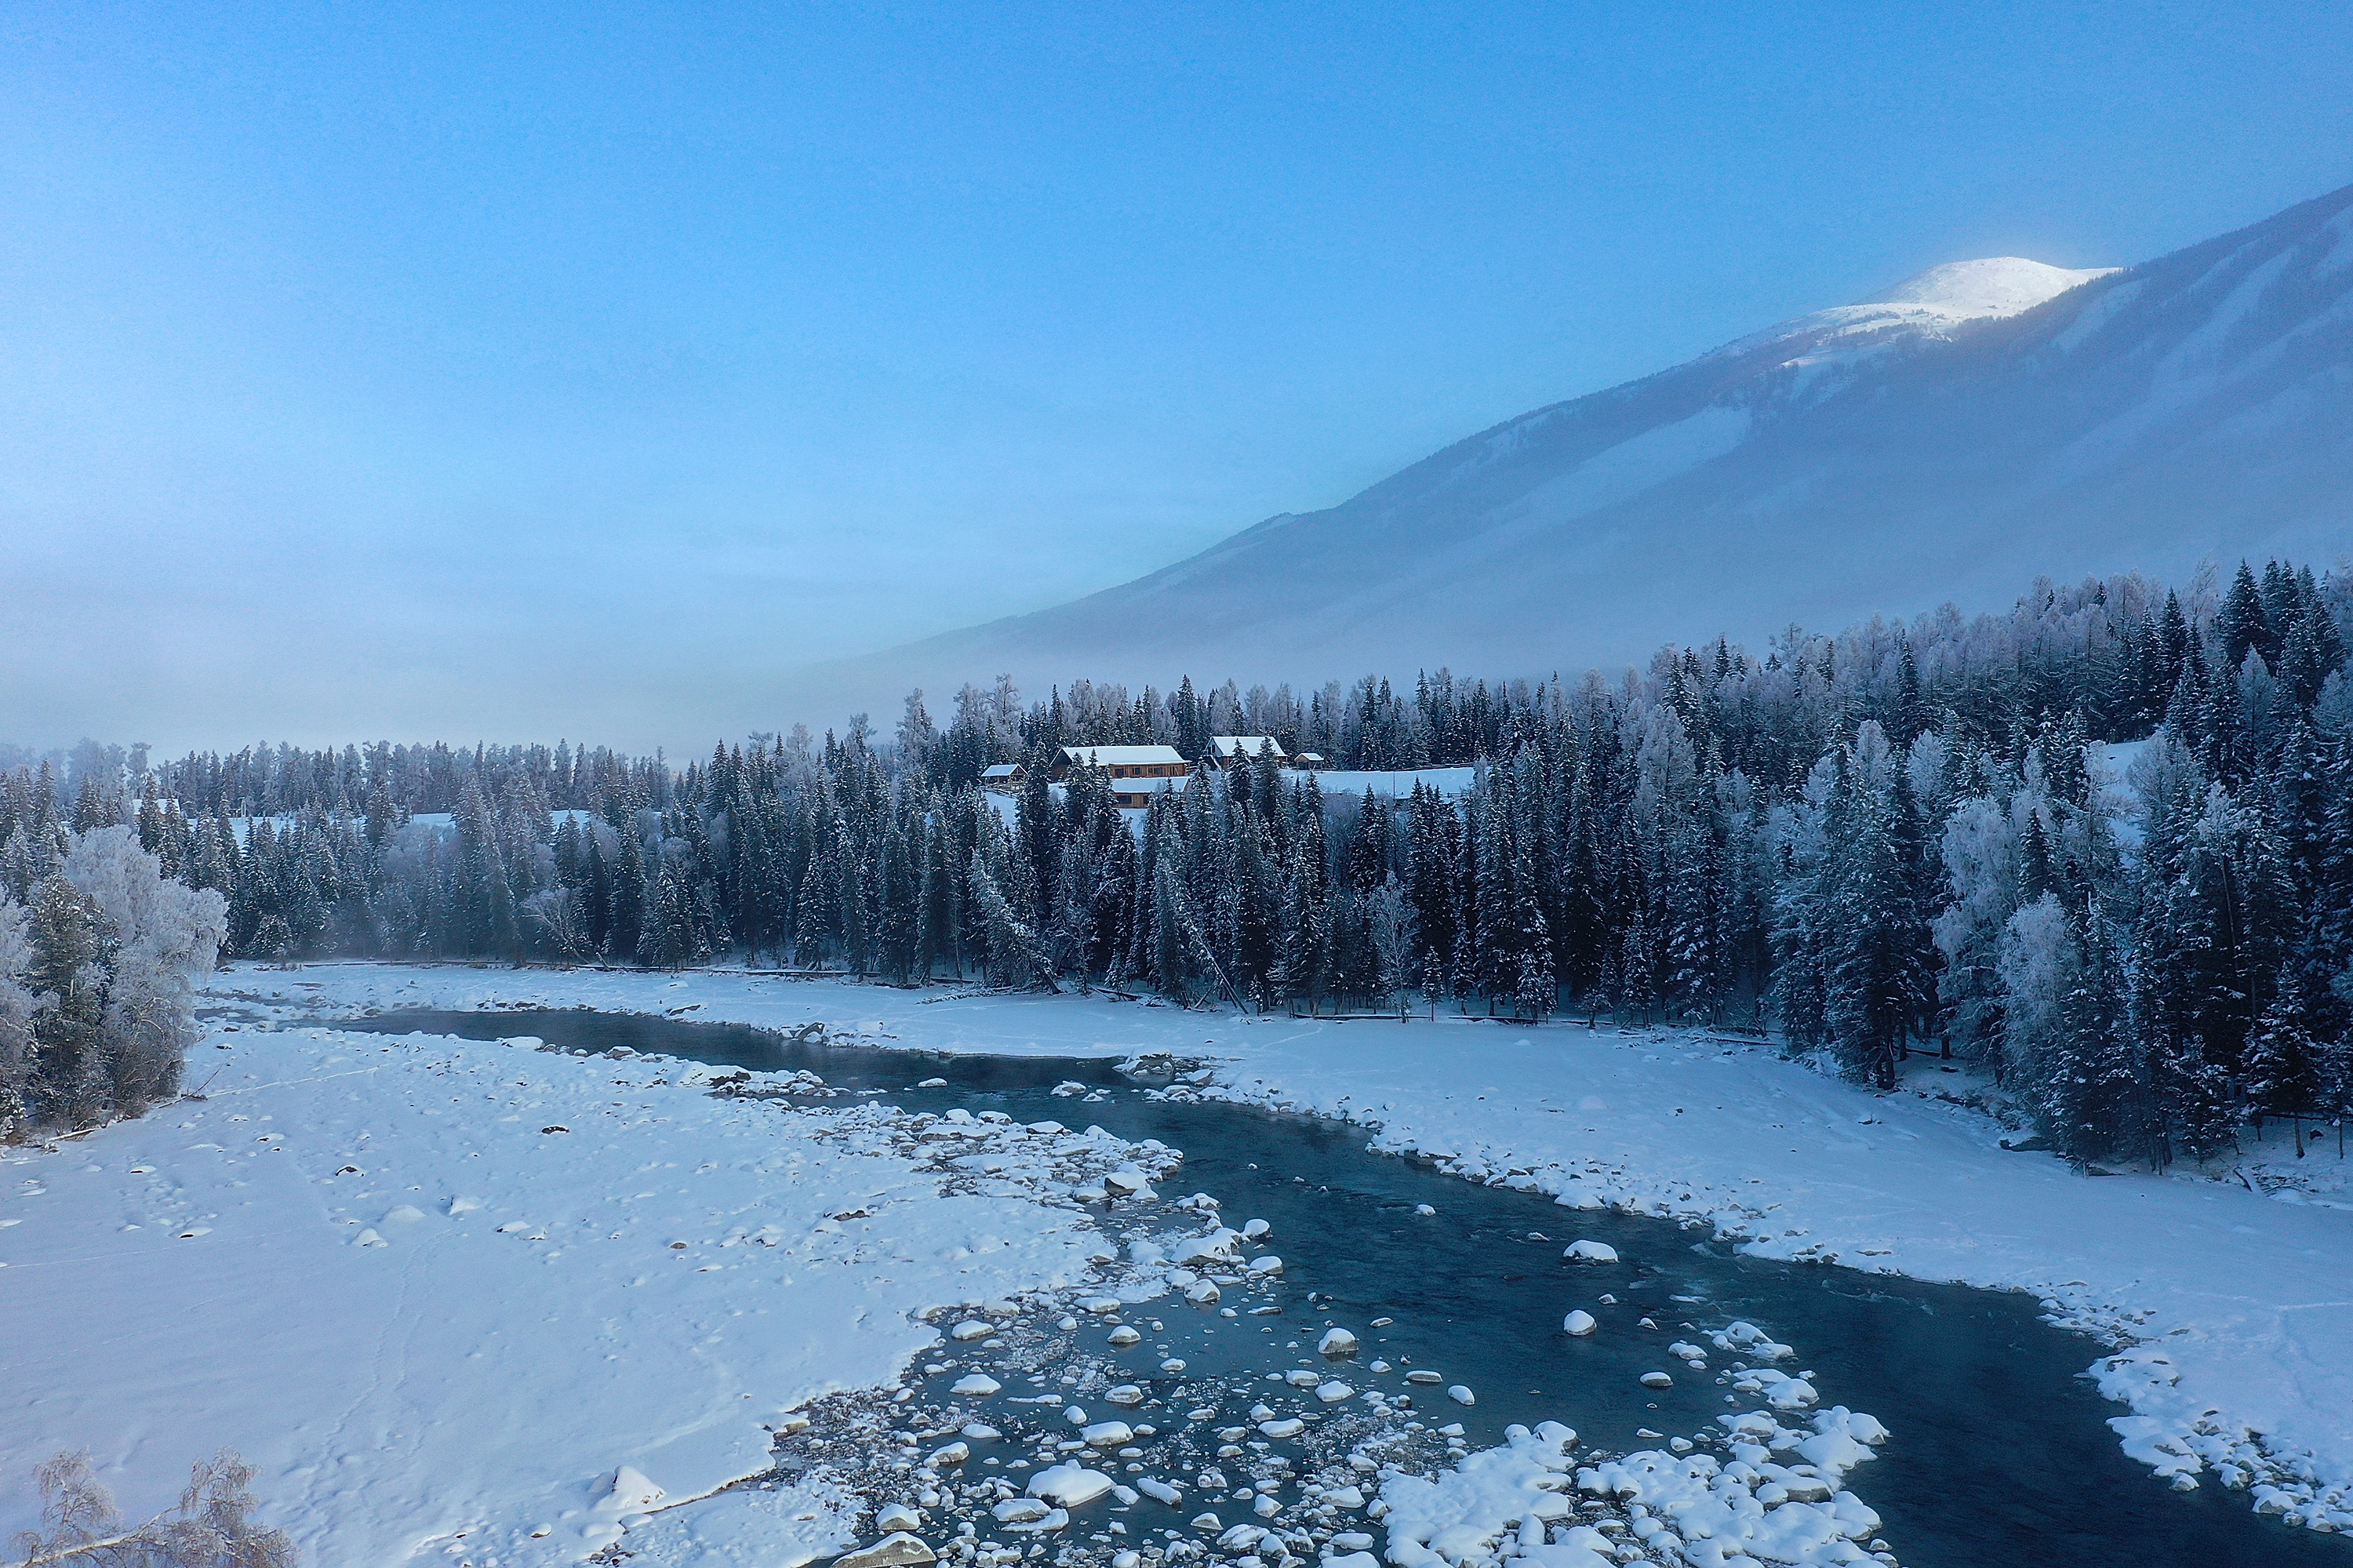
xmin=980 ymin=763 xmax=1023 ymax=778
xmin=1059 ymin=745 xmax=1187 ymax=767
xmin=1206 ymin=735 xmax=1286 ymax=759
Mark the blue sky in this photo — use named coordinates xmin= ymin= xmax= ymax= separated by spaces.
xmin=4 ymin=2 xmax=2349 ymax=753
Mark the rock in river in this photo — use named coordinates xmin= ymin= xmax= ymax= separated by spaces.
xmin=836 ymin=1534 xmax=935 ymax=1568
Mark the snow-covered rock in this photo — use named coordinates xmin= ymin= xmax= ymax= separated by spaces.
xmin=837 ymin=1525 xmax=930 ymax=1564
xmin=1027 ymin=1463 xmax=1115 ymax=1508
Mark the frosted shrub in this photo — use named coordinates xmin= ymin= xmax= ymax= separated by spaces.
xmin=13 ymin=1448 xmax=293 ymax=1567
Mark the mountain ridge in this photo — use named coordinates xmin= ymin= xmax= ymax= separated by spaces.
xmin=796 ymin=183 xmax=2353 ymax=711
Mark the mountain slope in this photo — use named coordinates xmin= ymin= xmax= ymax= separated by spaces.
xmin=805 ymin=184 xmax=2353 ymax=709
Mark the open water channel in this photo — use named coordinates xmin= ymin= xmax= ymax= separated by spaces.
xmin=345 ymin=1008 xmax=2343 ymax=1568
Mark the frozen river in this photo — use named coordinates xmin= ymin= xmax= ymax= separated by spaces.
xmin=349 ymin=1009 xmax=2343 ymax=1568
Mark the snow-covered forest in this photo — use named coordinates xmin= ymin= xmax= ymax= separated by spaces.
xmin=5 ymin=558 xmax=2349 ymax=1166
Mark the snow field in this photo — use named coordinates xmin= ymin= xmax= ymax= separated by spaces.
xmin=0 ymin=1016 xmax=1184 ymax=1564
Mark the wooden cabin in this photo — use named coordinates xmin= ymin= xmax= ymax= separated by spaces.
xmin=1056 ymin=744 xmax=1191 ymax=807
xmin=1053 ymin=744 xmax=1191 ymax=782
xmin=1205 ymin=735 xmax=1287 ymax=770
xmin=979 ymin=762 xmax=1025 ymax=794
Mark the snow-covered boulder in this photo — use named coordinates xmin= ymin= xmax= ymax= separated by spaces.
xmin=1027 ymin=1463 xmax=1115 ymax=1507
xmin=835 ymin=1533 xmax=935 ymax=1568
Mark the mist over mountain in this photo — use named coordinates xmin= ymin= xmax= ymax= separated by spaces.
xmin=801 ymin=183 xmax=2353 ymax=712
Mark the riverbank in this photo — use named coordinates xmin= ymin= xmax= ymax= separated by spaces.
xmin=224 ymin=962 xmax=2353 ymax=1536
xmin=0 ymin=989 xmax=1171 ymax=1564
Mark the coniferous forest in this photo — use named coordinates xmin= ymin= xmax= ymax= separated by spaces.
xmin=6 ymin=558 xmax=2351 ymax=1167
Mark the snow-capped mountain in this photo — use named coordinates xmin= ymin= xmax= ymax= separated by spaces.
xmin=804 ymin=184 xmax=2353 ymax=708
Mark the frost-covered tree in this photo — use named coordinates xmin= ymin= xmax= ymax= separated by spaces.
xmin=13 ymin=1446 xmax=293 ymax=1567
xmin=0 ymin=827 xmax=226 ymax=1136
xmin=1367 ymin=875 xmax=1417 ymax=1018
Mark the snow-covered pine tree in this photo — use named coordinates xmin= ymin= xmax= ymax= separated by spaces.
xmin=2244 ymin=977 xmax=2322 ymax=1119
xmin=1824 ymin=729 xmax=1936 ymax=1089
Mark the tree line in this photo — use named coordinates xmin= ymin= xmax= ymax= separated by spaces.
xmin=5 ymin=558 xmax=2349 ymax=1166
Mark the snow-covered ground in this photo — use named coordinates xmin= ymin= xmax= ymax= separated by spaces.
xmin=0 ymin=991 xmax=1165 ymax=1564
xmin=11 ymin=959 xmax=2353 ymax=1559
xmin=1307 ymin=769 xmax=1477 ymax=801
